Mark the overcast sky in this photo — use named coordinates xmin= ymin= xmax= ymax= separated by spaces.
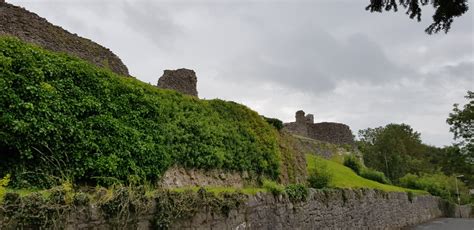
xmin=9 ymin=0 xmax=473 ymax=147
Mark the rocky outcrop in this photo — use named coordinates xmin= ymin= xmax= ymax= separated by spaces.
xmin=157 ymin=68 xmax=198 ymax=97
xmin=160 ymin=166 xmax=249 ymax=189
xmin=0 ymin=2 xmax=129 ymax=76
xmin=284 ymin=110 xmax=354 ymax=145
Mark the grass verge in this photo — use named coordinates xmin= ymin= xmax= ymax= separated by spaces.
xmin=306 ymin=154 xmax=427 ymax=195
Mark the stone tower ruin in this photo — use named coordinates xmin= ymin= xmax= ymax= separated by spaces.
xmin=157 ymin=68 xmax=198 ymax=97
xmin=283 ymin=110 xmax=354 ymax=145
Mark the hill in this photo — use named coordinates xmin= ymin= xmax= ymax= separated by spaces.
xmin=0 ymin=37 xmax=280 ymax=187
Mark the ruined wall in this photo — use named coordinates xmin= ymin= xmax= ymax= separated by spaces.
xmin=0 ymin=2 xmax=129 ymax=76
xmin=159 ymin=166 xmax=249 ymax=189
xmin=284 ymin=110 xmax=354 ymax=145
xmin=172 ymin=189 xmax=446 ymax=229
xmin=309 ymin=122 xmax=354 ymax=145
xmin=157 ymin=68 xmax=198 ymax=97
xmin=2 ymin=189 xmax=463 ymax=229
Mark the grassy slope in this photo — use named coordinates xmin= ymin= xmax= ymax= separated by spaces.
xmin=306 ymin=154 xmax=427 ymax=194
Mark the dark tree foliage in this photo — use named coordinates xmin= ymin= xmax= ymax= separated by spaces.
xmin=357 ymin=123 xmax=429 ymax=181
xmin=446 ymin=91 xmax=473 ymax=163
xmin=262 ymin=116 xmax=284 ymax=131
xmin=366 ymin=0 xmax=469 ymax=34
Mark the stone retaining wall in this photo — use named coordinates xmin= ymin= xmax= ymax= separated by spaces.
xmin=1 ymin=188 xmax=463 ymax=229
xmin=172 ymin=189 xmax=444 ymax=229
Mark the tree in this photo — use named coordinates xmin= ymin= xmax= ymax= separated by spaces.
xmin=366 ymin=0 xmax=469 ymax=34
xmin=358 ymin=123 xmax=429 ymax=181
xmin=447 ymin=91 xmax=474 ymax=162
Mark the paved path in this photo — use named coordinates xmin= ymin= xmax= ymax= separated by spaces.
xmin=410 ymin=218 xmax=474 ymax=230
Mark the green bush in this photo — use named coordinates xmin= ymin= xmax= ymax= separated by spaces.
xmin=0 ymin=174 xmax=10 ymax=202
xmin=262 ymin=116 xmax=283 ymax=131
xmin=285 ymin=184 xmax=308 ymax=202
xmin=399 ymin=173 xmax=470 ymax=204
xmin=0 ymin=37 xmax=281 ymax=187
xmin=360 ymin=168 xmax=391 ymax=184
xmin=262 ymin=179 xmax=284 ymax=195
xmin=307 ymin=163 xmax=332 ymax=189
xmin=343 ymin=155 xmax=362 ymax=175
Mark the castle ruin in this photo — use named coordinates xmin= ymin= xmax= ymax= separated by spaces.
xmin=284 ymin=110 xmax=354 ymax=145
xmin=157 ymin=68 xmax=198 ymax=97
xmin=0 ymin=2 xmax=129 ymax=76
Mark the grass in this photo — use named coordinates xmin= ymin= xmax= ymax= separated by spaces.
xmin=306 ymin=154 xmax=427 ymax=195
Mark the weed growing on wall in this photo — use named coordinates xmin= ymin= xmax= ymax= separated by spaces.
xmin=262 ymin=179 xmax=285 ymax=195
xmin=0 ymin=174 xmax=10 ymax=202
xmin=153 ymin=188 xmax=247 ymax=229
xmin=285 ymin=184 xmax=308 ymax=202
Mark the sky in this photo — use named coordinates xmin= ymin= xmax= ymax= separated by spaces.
xmin=9 ymin=0 xmax=474 ymax=147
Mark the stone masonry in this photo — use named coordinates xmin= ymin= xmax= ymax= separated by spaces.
xmin=0 ymin=2 xmax=129 ymax=76
xmin=284 ymin=110 xmax=354 ymax=145
xmin=157 ymin=68 xmax=198 ymax=97
xmin=172 ymin=189 xmax=446 ymax=229
xmin=2 ymin=189 xmax=465 ymax=229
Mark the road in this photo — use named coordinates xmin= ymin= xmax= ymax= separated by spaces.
xmin=410 ymin=218 xmax=474 ymax=230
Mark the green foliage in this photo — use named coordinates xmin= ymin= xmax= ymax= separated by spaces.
xmin=262 ymin=116 xmax=283 ymax=131
xmin=284 ymin=184 xmax=308 ymax=202
xmin=153 ymin=188 xmax=246 ymax=229
xmin=307 ymin=160 xmax=332 ymax=189
xmin=359 ymin=168 xmax=391 ymax=185
xmin=0 ymin=189 xmax=71 ymax=229
xmin=366 ymin=0 xmax=469 ymax=34
xmin=0 ymin=37 xmax=281 ymax=187
xmin=262 ymin=179 xmax=284 ymax=196
xmin=305 ymin=154 xmax=426 ymax=194
xmin=447 ymin=91 xmax=473 ymax=165
xmin=399 ymin=173 xmax=470 ymax=204
xmin=358 ymin=123 xmax=430 ymax=181
xmin=343 ymin=155 xmax=362 ymax=175
xmin=431 ymin=145 xmax=474 ymax=187
xmin=0 ymin=174 xmax=10 ymax=201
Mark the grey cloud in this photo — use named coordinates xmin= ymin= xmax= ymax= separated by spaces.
xmin=121 ymin=1 xmax=183 ymax=50
xmin=440 ymin=61 xmax=474 ymax=80
xmin=7 ymin=0 xmax=474 ymax=147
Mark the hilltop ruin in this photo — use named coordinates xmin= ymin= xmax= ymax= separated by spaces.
xmin=283 ymin=110 xmax=354 ymax=145
xmin=157 ymin=68 xmax=198 ymax=97
xmin=0 ymin=1 xmax=129 ymax=76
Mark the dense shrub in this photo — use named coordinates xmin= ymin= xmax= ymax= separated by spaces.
xmin=360 ymin=168 xmax=391 ymax=184
xmin=262 ymin=116 xmax=283 ymax=131
xmin=0 ymin=174 xmax=10 ymax=202
xmin=307 ymin=162 xmax=332 ymax=189
xmin=284 ymin=184 xmax=308 ymax=202
xmin=0 ymin=37 xmax=281 ymax=187
xmin=262 ymin=179 xmax=284 ymax=195
xmin=343 ymin=155 xmax=362 ymax=175
xmin=399 ymin=173 xmax=470 ymax=204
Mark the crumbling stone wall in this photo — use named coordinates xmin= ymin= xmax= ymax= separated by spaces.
xmin=2 ymin=189 xmax=462 ymax=229
xmin=157 ymin=68 xmax=198 ymax=97
xmin=0 ymin=2 xmax=129 ymax=76
xmin=284 ymin=110 xmax=354 ymax=145
xmin=172 ymin=189 xmax=447 ymax=229
xmin=310 ymin=122 xmax=354 ymax=145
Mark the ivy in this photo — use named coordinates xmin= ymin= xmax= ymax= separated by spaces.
xmin=0 ymin=37 xmax=281 ymax=187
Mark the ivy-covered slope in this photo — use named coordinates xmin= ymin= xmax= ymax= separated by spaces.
xmin=0 ymin=37 xmax=280 ymax=187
